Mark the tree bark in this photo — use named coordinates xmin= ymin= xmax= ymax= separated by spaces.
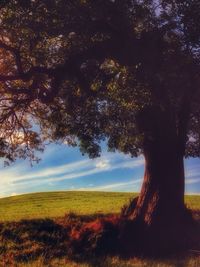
xmin=130 ymin=139 xmax=185 ymax=226
xmin=131 ymin=106 xmax=186 ymax=224
xmin=119 ymin=107 xmax=193 ymax=255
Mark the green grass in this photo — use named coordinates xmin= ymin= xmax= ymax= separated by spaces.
xmin=0 ymin=191 xmax=199 ymax=222
xmin=0 ymin=191 xmax=137 ymax=222
xmin=0 ymin=191 xmax=200 ymax=267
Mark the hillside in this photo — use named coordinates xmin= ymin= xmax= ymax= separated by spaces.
xmin=0 ymin=191 xmax=200 ymax=266
xmin=0 ymin=191 xmax=199 ymax=222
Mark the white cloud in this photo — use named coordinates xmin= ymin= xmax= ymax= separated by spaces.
xmin=15 ymin=156 xmax=143 ymax=185
xmin=95 ymin=159 xmax=110 ymax=169
xmin=76 ymin=179 xmax=142 ymax=192
xmin=17 ymin=159 xmax=92 ymax=181
xmin=0 ymin=151 xmax=144 ymax=197
xmin=185 ymin=178 xmax=200 ymax=185
xmin=1 ymin=145 xmax=200 ymax=197
xmin=185 ymin=162 xmax=200 ymax=184
xmin=185 ymin=168 xmax=198 ymax=178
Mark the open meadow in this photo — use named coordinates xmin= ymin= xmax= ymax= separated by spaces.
xmin=0 ymin=191 xmax=200 ymax=266
xmin=0 ymin=192 xmax=137 ymax=222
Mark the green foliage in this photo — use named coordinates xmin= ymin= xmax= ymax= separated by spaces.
xmin=1 ymin=1 xmax=200 ymax=159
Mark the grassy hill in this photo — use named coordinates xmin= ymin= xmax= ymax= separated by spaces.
xmin=0 ymin=191 xmax=199 ymax=222
xmin=0 ymin=191 xmax=137 ymax=222
xmin=0 ymin=191 xmax=200 ymax=267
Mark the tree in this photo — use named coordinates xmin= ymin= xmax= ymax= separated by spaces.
xmin=0 ymin=0 xmax=200 ymax=253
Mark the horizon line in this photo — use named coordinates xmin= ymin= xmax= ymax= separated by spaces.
xmin=0 ymin=190 xmax=200 ymax=199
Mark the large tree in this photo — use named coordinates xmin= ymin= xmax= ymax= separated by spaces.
xmin=0 ymin=0 xmax=200 ymax=252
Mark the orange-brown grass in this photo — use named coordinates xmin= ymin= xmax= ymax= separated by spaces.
xmin=0 ymin=211 xmax=200 ymax=266
xmin=0 ymin=192 xmax=200 ymax=266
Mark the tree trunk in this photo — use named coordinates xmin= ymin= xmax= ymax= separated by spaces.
xmin=130 ymin=140 xmax=185 ymax=226
xmin=119 ymin=107 xmax=193 ymax=255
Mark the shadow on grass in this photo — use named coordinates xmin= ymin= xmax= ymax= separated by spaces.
xmin=0 ymin=218 xmax=68 ymax=264
xmin=0 ymin=211 xmax=200 ymax=266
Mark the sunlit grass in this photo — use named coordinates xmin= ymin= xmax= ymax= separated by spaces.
xmin=0 ymin=191 xmax=137 ymax=222
xmin=0 ymin=191 xmax=199 ymax=222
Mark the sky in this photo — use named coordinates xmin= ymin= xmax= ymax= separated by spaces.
xmin=0 ymin=142 xmax=200 ymax=198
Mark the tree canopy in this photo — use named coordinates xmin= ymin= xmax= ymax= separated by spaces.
xmin=0 ymin=0 xmax=200 ymax=162
xmin=1 ymin=0 xmax=200 ymax=255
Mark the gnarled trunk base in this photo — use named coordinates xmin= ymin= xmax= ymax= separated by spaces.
xmin=120 ymin=202 xmax=194 ymax=256
xmin=119 ymin=146 xmax=194 ymax=256
xmin=119 ymin=114 xmax=194 ymax=256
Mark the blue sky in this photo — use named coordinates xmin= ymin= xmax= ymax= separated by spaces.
xmin=0 ymin=143 xmax=200 ymax=197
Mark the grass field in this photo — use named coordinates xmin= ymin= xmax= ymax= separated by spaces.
xmin=0 ymin=191 xmax=137 ymax=222
xmin=0 ymin=191 xmax=199 ymax=222
xmin=0 ymin=191 xmax=200 ymax=267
